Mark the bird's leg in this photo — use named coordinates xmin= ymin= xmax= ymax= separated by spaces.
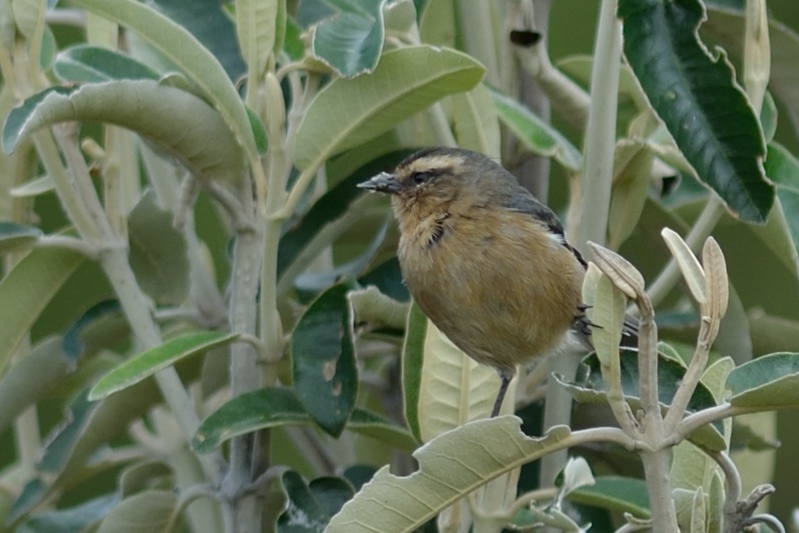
xmin=491 ymin=368 xmax=516 ymax=417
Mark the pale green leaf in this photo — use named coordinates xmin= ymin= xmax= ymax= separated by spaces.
xmin=0 ymin=248 xmax=83 ymax=374
xmin=68 ymin=0 xmax=259 ymax=162
xmin=324 ymin=419 xmax=572 ymax=533
xmin=294 ymin=45 xmax=484 ymax=170
xmin=89 ymin=331 xmax=238 ymax=400
xmin=96 ymin=490 xmax=177 ymax=533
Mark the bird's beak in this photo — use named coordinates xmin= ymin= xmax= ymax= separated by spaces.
xmin=357 ymin=172 xmax=401 ymax=194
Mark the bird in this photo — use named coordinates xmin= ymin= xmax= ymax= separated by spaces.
xmin=358 ymin=146 xmax=609 ymax=417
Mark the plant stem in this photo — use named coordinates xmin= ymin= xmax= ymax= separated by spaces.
xmin=576 ymin=0 xmax=622 ymax=250
xmin=49 ymin=124 xmax=224 ymax=482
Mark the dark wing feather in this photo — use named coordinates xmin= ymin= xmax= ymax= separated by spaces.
xmin=500 ymin=188 xmax=588 ymax=268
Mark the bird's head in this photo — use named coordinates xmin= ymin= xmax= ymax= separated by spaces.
xmin=357 ymin=147 xmax=510 ymax=217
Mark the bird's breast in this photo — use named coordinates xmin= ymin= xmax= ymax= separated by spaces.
xmin=397 ymin=211 xmax=585 ymax=370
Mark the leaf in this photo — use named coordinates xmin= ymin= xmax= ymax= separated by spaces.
xmin=558 ymin=351 xmax=725 ymax=449
xmin=96 ymin=490 xmax=177 ymax=533
xmin=127 ymin=191 xmax=189 ymax=306
xmin=0 ymin=247 xmax=84 ymax=375
xmin=278 ymin=471 xmax=354 ymax=533
xmin=236 ymin=0 xmax=278 ymax=79
xmin=277 ymin=150 xmax=411 ymax=278
xmin=67 ymin=0 xmax=258 ymax=162
xmin=568 ymin=476 xmax=651 ymax=518
xmin=323 ymin=419 xmax=573 ymax=533
xmin=62 ymin=299 xmax=122 ymax=361
xmin=89 ymin=331 xmax=239 ymax=400
xmin=726 ymin=352 xmax=799 ymax=408
xmin=0 ymin=221 xmax=42 ymax=253
xmin=15 ymin=494 xmax=118 ymax=533
xmin=765 ymin=142 xmax=799 ymax=254
xmin=608 ymin=140 xmax=655 ymax=249
xmin=291 ymin=281 xmax=359 ymax=437
xmin=53 ymin=44 xmax=161 ymax=83
xmin=618 ymin=0 xmax=773 ymax=223
xmin=3 ymin=81 xmax=246 ymax=183
xmin=0 ymin=337 xmax=75 ymax=435
xmin=402 ymin=302 xmax=427 ymax=442
xmin=450 ymin=83 xmax=500 ymax=158
xmin=488 ymin=85 xmax=581 ymax=171
xmin=703 ymin=4 xmax=799 ymax=147
xmin=294 ymin=45 xmax=484 ymax=170
xmin=149 ymin=0 xmax=247 ymax=81
xmin=311 ymin=0 xmax=386 ymax=77
xmin=192 ymin=387 xmax=415 ymax=453
xmin=417 ymin=321 xmax=500 ymax=442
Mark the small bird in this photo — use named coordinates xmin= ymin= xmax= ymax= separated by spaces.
xmin=358 ymin=147 xmax=598 ymax=417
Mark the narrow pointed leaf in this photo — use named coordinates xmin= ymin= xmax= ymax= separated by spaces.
xmin=291 ymin=281 xmax=358 ymax=437
xmin=294 ymin=45 xmax=484 ymax=170
xmin=3 ymin=80 xmax=246 ymax=183
xmin=89 ymin=331 xmax=238 ymax=400
xmin=619 ymin=0 xmax=773 ymax=222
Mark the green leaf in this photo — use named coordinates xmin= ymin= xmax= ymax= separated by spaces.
xmin=291 ymin=281 xmax=359 ymax=437
xmin=236 ymin=0 xmax=278 ymax=80
xmin=402 ymin=302 xmax=427 ymax=442
xmin=559 ymin=351 xmax=725 ymax=449
xmin=278 ymin=150 xmax=411 ymax=278
xmin=0 ymin=247 xmax=84 ymax=375
xmin=618 ymin=0 xmax=773 ymax=223
xmin=765 ymin=143 xmax=799 ymax=253
xmin=294 ymin=45 xmax=484 ymax=170
xmin=67 ymin=0 xmax=258 ymax=163
xmin=0 ymin=221 xmax=41 ymax=253
xmin=450 ymin=83 xmax=500 ymax=158
xmin=324 ymin=419 xmax=572 ymax=533
xmin=149 ymin=0 xmax=246 ymax=81
xmin=608 ymin=141 xmax=655 ymax=249
xmin=703 ymin=4 xmax=799 ymax=151
xmin=38 ymin=390 xmax=97 ymax=473
xmin=311 ymin=0 xmax=386 ymax=77
xmin=0 ymin=337 xmax=75 ymax=435
xmin=726 ymin=352 xmax=799 ymax=408
xmin=96 ymin=490 xmax=177 ymax=533
xmin=278 ymin=471 xmax=354 ymax=533
xmin=488 ymin=85 xmax=581 ymax=171
xmin=127 ymin=191 xmax=189 ymax=306
xmin=15 ymin=494 xmax=118 ymax=533
xmin=53 ymin=44 xmax=161 ymax=83
xmin=192 ymin=387 xmax=415 ymax=453
xmin=568 ymin=476 xmax=651 ymax=518
xmin=89 ymin=331 xmax=239 ymax=400
xmin=3 ymin=81 xmax=246 ymax=183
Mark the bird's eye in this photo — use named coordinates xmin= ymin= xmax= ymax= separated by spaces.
xmin=411 ymin=171 xmax=431 ymax=185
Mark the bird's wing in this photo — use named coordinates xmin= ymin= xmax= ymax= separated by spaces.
xmin=501 ymin=191 xmax=587 ymax=268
